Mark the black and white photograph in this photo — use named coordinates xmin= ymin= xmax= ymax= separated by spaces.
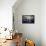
xmin=22 ymin=15 xmax=35 ymax=24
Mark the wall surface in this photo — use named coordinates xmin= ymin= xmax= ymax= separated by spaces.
xmin=41 ymin=0 xmax=46 ymax=46
xmin=13 ymin=0 xmax=41 ymax=46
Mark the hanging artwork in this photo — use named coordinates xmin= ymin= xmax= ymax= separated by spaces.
xmin=22 ymin=15 xmax=35 ymax=24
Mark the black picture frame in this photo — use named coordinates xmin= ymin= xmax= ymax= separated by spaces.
xmin=22 ymin=15 xmax=35 ymax=24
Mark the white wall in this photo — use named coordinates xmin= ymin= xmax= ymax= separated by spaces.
xmin=0 ymin=0 xmax=16 ymax=29
xmin=41 ymin=0 xmax=46 ymax=46
xmin=13 ymin=0 xmax=41 ymax=46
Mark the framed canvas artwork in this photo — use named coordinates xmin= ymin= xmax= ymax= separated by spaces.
xmin=22 ymin=15 xmax=35 ymax=24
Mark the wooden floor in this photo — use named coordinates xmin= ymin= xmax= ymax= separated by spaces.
xmin=0 ymin=39 xmax=16 ymax=46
